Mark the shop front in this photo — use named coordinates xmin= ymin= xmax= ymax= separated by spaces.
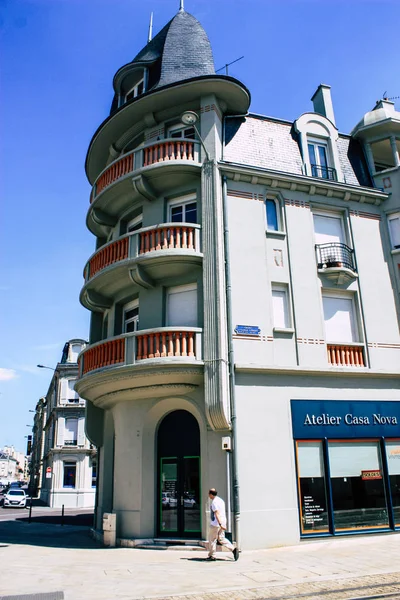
xmin=291 ymin=400 xmax=400 ymax=537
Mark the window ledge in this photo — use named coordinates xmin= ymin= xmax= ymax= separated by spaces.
xmin=273 ymin=327 xmax=295 ymax=334
xmin=266 ymin=230 xmax=286 ymax=239
xmin=391 ymin=248 xmax=400 ymax=255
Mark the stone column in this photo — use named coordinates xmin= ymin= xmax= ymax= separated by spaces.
xmin=364 ymin=142 xmax=376 ymax=176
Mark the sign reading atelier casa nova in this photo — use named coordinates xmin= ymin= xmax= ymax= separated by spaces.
xmin=234 ymin=325 xmax=261 ymax=336
xmin=291 ymin=400 xmax=400 ymax=440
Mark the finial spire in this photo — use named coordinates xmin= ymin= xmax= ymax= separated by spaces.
xmin=148 ymin=11 xmax=153 ymax=42
xmin=179 ymin=0 xmax=184 ymax=12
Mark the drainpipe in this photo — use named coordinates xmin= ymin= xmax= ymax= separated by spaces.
xmin=222 ymin=175 xmax=240 ymax=550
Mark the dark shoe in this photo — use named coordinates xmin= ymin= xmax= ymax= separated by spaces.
xmin=233 ymin=547 xmax=239 ymax=561
xmin=206 ymin=556 xmax=216 ymax=561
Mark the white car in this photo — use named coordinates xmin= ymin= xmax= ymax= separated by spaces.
xmin=3 ymin=489 xmax=29 ymax=508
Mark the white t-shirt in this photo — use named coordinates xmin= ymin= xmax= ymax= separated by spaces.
xmin=210 ymin=496 xmax=227 ymax=528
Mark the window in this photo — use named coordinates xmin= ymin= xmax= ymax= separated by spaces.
xmin=313 ymin=213 xmax=345 ymax=245
xmin=265 ymin=199 xmax=279 ymax=231
xmin=63 ymin=462 xmax=76 ymax=488
xmin=123 ymin=300 xmax=139 ymax=333
xmin=67 ymin=380 xmax=79 ymax=404
xmin=91 ymin=459 xmax=97 ymax=488
xmin=64 ymin=418 xmax=78 ymax=446
xmin=328 ymin=441 xmax=389 ymax=530
xmin=308 ymin=139 xmax=335 ymax=180
xmin=271 ymin=284 xmax=291 ymax=329
xmin=167 ymin=284 xmax=197 ymax=327
xmin=168 ymin=125 xmax=196 ymax=140
xmin=69 ymin=344 xmax=81 ymax=362
xmin=169 ymin=195 xmax=197 ymax=224
xmin=322 ymin=294 xmax=358 ymax=343
xmin=388 ymin=213 xmax=400 ymax=249
xmin=296 ymin=441 xmax=329 ymax=533
xmin=127 ymin=214 xmax=143 ymax=233
xmin=386 ymin=441 xmax=400 ymax=526
xmin=125 ymin=79 xmax=144 ymax=102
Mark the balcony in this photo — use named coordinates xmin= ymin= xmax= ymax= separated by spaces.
xmin=76 ymin=329 xmax=203 ymax=406
xmin=81 ymin=224 xmax=202 ymax=310
xmin=87 ymin=138 xmax=201 ymax=235
xmin=327 ymin=343 xmax=365 ymax=367
xmin=310 ymin=164 xmax=337 ymax=181
xmin=315 ymin=242 xmax=358 ymax=284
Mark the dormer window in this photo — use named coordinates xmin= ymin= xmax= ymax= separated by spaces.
xmin=307 ymin=139 xmax=336 ymax=181
xmin=125 ymin=79 xmax=144 ymax=102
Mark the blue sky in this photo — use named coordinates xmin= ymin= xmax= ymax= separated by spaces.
xmin=1 ymin=0 xmax=399 ymax=452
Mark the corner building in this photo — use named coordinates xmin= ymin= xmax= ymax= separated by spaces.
xmin=76 ymin=6 xmax=400 ymax=548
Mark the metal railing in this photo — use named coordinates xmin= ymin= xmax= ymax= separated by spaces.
xmin=310 ymin=164 xmax=337 ymax=181
xmin=84 ymin=223 xmax=201 ymax=282
xmin=90 ymin=138 xmax=201 ymax=203
xmin=315 ymin=242 xmax=356 ymax=272
xmin=78 ymin=328 xmax=202 ymax=376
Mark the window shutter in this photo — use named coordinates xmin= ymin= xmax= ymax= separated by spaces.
xmin=272 ymin=289 xmax=288 ymax=328
xmin=57 ymin=417 xmax=65 ymax=446
xmin=77 ymin=419 xmax=86 ymax=447
xmin=322 ymin=296 xmax=357 ymax=342
xmin=313 ymin=214 xmax=344 ymax=244
xmin=59 ymin=379 xmax=68 ymax=405
xmin=167 ymin=286 xmax=197 ymax=327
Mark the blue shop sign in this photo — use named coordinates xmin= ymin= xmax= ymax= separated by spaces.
xmin=235 ymin=325 xmax=260 ymax=336
xmin=291 ymin=400 xmax=400 ymax=439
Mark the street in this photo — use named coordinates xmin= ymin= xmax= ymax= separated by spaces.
xmin=1 ymin=509 xmax=400 ymax=600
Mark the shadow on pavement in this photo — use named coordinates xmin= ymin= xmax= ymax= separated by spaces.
xmin=16 ymin=512 xmax=94 ymax=526
xmin=0 ymin=519 xmax=104 ymax=550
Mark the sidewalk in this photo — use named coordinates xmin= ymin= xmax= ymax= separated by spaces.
xmin=0 ymin=519 xmax=400 ymax=600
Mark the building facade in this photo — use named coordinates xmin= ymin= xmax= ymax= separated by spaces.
xmin=0 ymin=452 xmax=19 ymax=485
xmin=75 ymin=6 xmax=400 ymax=549
xmin=31 ymin=339 xmax=97 ymax=508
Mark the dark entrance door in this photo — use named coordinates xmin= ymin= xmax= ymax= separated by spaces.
xmin=157 ymin=410 xmax=201 ymax=538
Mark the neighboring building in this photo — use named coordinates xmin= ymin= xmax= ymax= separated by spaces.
xmin=0 ymin=452 xmax=19 ymax=484
xmin=28 ymin=397 xmax=47 ymax=497
xmin=1 ymin=446 xmax=27 ymax=482
xmin=32 ymin=339 xmax=97 ymax=508
xmin=75 ymin=5 xmax=400 ymax=549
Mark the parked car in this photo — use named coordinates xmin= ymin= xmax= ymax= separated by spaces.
xmin=162 ymin=492 xmax=177 ymax=509
xmin=3 ymin=489 xmax=29 ymax=508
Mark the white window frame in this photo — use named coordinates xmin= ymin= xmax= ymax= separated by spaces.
xmin=123 ymin=299 xmax=139 ymax=333
xmin=168 ymin=194 xmax=197 ymax=223
xmin=166 ymin=283 xmax=198 ymax=327
xmin=64 ymin=418 xmax=78 ymax=446
xmin=307 ymin=137 xmax=334 ymax=180
xmin=125 ymin=78 xmax=144 ymax=102
xmin=388 ymin=212 xmax=400 ymax=250
xmin=321 ymin=291 xmax=360 ymax=344
xmin=167 ymin=124 xmax=196 ymax=139
xmin=271 ymin=283 xmax=292 ymax=331
xmin=127 ymin=214 xmax=143 ymax=233
xmin=67 ymin=379 xmax=79 ymax=404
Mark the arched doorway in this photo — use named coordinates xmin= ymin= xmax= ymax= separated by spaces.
xmin=157 ymin=410 xmax=201 ymax=538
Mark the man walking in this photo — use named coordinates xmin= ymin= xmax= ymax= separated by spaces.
xmin=207 ymin=488 xmax=239 ymax=561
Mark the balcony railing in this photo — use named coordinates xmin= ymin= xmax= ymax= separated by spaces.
xmin=78 ymin=328 xmax=202 ymax=376
xmin=327 ymin=344 xmax=365 ymax=367
xmin=84 ymin=223 xmax=201 ymax=282
xmin=90 ymin=138 xmax=200 ymax=203
xmin=315 ymin=243 xmax=356 ymax=272
xmin=310 ymin=164 xmax=337 ymax=181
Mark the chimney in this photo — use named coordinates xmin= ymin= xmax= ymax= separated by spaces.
xmin=311 ymin=84 xmax=336 ymax=126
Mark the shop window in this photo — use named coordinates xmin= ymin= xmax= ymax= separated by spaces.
xmin=64 ymin=418 xmax=78 ymax=446
xmin=322 ymin=294 xmax=359 ymax=343
xmin=167 ymin=283 xmax=197 ymax=327
xmin=296 ymin=441 xmax=329 ymax=533
xmin=63 ymin=462 xmax=76 ymax=488
xmin=388 ymin=213 xmax=400 ymax=250
xmin=169 ymin=195 xmax=197 ymax=224
xmin=385 ymin=441 xmax=400 ymax=526
xmin=328 ymin=441 xmax=389 ymax=530
xmin=271 ymin=284 xmax=291 ymax=330
xmin=265 ymin=199 xmax=279 ymax=232
xmin=123 ymin=300 xmax=139 ymax=333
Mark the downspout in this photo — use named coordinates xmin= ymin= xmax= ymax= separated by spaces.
xmin=222 ymin=174 xmax=240 ymax=550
